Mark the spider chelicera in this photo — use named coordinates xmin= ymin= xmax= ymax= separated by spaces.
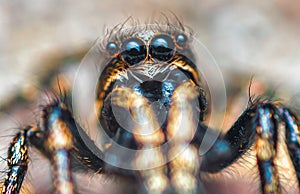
xmin=1 ymin=19 xmax=299 ymax=194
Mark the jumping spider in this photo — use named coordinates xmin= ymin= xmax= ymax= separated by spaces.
xmin=1 ymin=18 xmax=299 ymax=194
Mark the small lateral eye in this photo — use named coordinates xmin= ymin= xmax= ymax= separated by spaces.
xmin=106 ymin=42 xmax=119 ymax=56
xmin=175 ymin=34 xmax=187 ymax=48
xmin=121 ymin=38 xmax=146 ymax=65
xmin=149 ymin=34 xmax=175 ymax=62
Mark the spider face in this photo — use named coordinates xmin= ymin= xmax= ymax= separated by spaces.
xmin=95 ymin=26 xmax=206 ymax=153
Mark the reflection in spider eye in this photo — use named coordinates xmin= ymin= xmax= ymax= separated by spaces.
xmin=121 ymin=38 xmax=146 ymax=65
xmin=150 ymin=34 xmax=175 ymax=62
xmin=176 ymin=34 xmax=187 ymax=48
xmin=106 ymin=42 xmax=119 ymax=55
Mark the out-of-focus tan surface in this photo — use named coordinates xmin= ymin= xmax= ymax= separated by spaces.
xmin=0 ymin=1 xmax=300 ymax=194
xmin=2 ymin=0 xmax=299 ymax=135
xmin=1 ymin=0 xmax=300 ymax=103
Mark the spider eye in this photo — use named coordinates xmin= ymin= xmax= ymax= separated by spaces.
xmin=149 ymin=34 xmax=175 ymax=62
xmin=106 ymin=42 xmax=119 ymax=55
xmin=121 ymin=38 xmax=146 ymax=65
xmin=176 ymin=34 xmax=187 ymax=48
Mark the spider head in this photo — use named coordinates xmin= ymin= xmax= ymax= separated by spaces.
xmin=95 ymin=27 xmax=206 ymax=152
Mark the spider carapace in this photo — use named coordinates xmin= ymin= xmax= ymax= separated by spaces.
xmin=1 ymin=20 xmax=300 ymax=194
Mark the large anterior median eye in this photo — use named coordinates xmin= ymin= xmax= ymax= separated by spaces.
xmin=121 ymin=38 xmax=146 ymax=65
xmin=149 ymin=34 xmax=175 ymax=62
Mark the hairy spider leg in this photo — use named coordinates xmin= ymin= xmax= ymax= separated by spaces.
xmin=39 ymin=103 xmax=106 ymax=173
xmin=109 ymin=86 xmax=168 ymax=193
xmin=39 ymin=103 xmax=75 ymax=194
xmin=255 ymin=104 xmax=280 ymax=194
xmin=36 ymin=102 xmax=109 ymax=193
xmin=2 ymin=126 xmax=38 ymax=194
xmin=166 ymin=81 xmax=202 ymax=193
xmin=280 ymin=108 xmax=300 ymax=184
xmin=2 ymin=101 xmax=107 ymax=194
xmin=199 ymin=102 xmax=300 ymax=194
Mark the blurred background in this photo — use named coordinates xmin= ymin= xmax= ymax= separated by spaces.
xmin=0 ymin=0 xmax=300 ymax=193
xmin=1 ymin=0 xmax=300 ymax=107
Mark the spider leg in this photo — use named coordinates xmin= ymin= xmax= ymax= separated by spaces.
xmin=198 ymin=103 xmax=298 ymax=194
xmin=255 ymin=104 xmax=280 ymax=194
xmin=280 ymin=108 xmax=300 ymax=184
xmin=3 ymin=101 xmax=108 ymax=194
xmin=38 ymin=103 xmax=75 ymax=194
xmin=39 ymin=103 xmax=105 ymax=172
xmin=106 ymin=81 xmax=204 ymax=193
xmin=109 ymin=86 xmax=168 ymax=192
xmin=35 ymin=102 xmax=107 ymax=193
xmin=166 ymin=81 xmax=203 ymax=193
xmin=2 ymin=126 xmax=39 ymax=194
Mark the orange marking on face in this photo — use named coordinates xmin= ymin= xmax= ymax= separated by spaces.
xmin=172 ymin=57 xmax=201 ymax=86
xmin=96 ymin=60 xmax=127 ymax=116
